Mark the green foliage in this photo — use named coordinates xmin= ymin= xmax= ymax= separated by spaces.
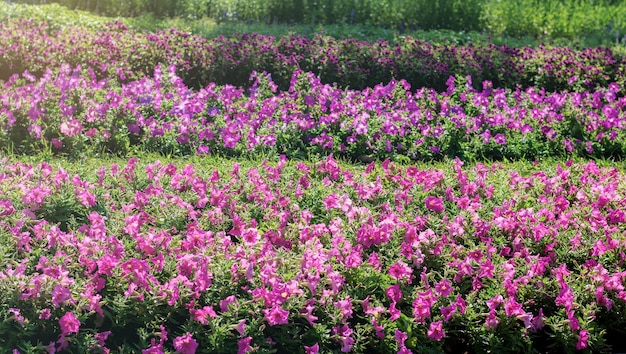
xmin=481 ymin=0 xmax=626 ymax=43
xmin=6 ymin=0 xmax=626 ymax=46
xmin=0 ymin=2 xmax=113 ymax=29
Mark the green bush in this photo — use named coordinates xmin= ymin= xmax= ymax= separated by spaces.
xmin=481 ymin=0 xmax=626 ymax=41
xmin=4 ymin=1 xmax=626 ymax=48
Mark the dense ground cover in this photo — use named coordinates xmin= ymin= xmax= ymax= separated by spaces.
xmin=1 ymin=65 xmax=626 ymax=161
xmin=2 ymin=155 xmax=626 ymax=353
xmin=0 ymin=17 xmax=624 ymax=92
xmin=2 ymin=4 xmax=626 ymax=354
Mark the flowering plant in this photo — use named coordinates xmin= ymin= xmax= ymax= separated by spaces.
xmin=1 ymin=155 xmax=625 ymax=353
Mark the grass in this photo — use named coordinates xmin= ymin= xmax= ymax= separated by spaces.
xmin=7 ymin=150 xmax=624 ymax=187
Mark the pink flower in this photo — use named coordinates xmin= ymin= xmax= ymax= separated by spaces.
xmin=425 ymin=196 xmax=444 ymax=213
xmin=8 ymin=308 xmax=24 ymax=324
xmin=263 ymin=305 xmax=289 ymax=326
xmin=301 ymin=300 xmax=318 ymax=326
xmin=142 ymin=325 xmax=168 ymax=354
xmin=394 ymin=329 xmax=407 ymax=347
xmin=173 ymin=332 xmax=198 ymax=354
xmin=332 ymin=324 xmax=354 ymax=352
xmin=304 ymin=343 xmax=319 ymax=354
xmin=434 ymin=279 xmax=453 ymax=297
xmin=386 ymin=284 xmax=402 ymax=303
xmin=52 ymin=285 xmax=72 ymax=307
xmin=485 ymin=309 xmax=499 ymax=329
xmin=95 ymin=331 xmax=111 ymax=346
xmin=576 ymin=329 xmax=589 ymax=350
xmin=59 ymin=312 xmax=80 ymax=336
xmin=59 ymin=119 xmax=83 ymax=137
xmin=412 ymin=289 xmax=435 ymax=323
xmin=334 ymin=296 xmax=353 ymax=320
xmin=236 ymin=320 xmax=246 ymax=336
xmin=389 ymin=301 xmax=401 ymax=321
xmin=237 ymin=337 xmax=252 ymax=354
xmin=39 ymin=308 xmax=51 ymax=320
xmin=76 ymin=189 xmax=96 ymax=207
xmin=427 ymin=320 xmax=445 ymax=341
xmin=389 ymin=261 xmax=413 ymax=283
xmin=189 ymin=306 xmax=217 ymax=325
xmin=503 ymin=297 xmax=524 ymax=317
xmin=219 ymin=295 xmax=238 ymax=312
xmin=455 ymin=295 xmax=467 ymax=315
xmin=367 ymin=252 xmax=381 ymax=271
xmin=440 ymin=305 xmax=456 ymax=321
xmin=531 ymin=308 xmax=546 ymax=331
xmin=372 ymin=317 xmax=385 ymax=338
xmin=493 ymin=133 xmax=506 ymax=145
xmin=242 ymin=227 xmax=259 ymax=245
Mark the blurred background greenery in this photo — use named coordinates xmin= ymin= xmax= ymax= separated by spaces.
xmin=2 ymin=0 xmax=625 ymax=49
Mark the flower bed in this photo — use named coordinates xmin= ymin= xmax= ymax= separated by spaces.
xmin=2 ymin=65 xmax=625 ymax=161
xmin=1 ymin=155 xmax=625 ymax=353
xmin=0 ymin=18 xmax=623 ymax=92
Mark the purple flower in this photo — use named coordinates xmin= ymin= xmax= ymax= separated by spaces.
xmin=263 ymin=305 xmax=289 ymax=326
xmin=173 ymin=332 xmax=198 ymax=354
xmin=576 ymin=330 xmax=589 ymax=350
xmin=59 ymin=312 xmax=80 ymax=337
xmin=425 ymin=196 xmax=444 ymax=213
xmin=237 ymin=337 xmax=252 ymax=354
xmin=493 ymin=133 xmax=506 ymax=145
xmin=304 ymin=343 xmax=319 ymax=354
xmin=427 ymin=321 xmax=445 ymax=341
xmin=51 ymin=138 xmax=63 ymax=150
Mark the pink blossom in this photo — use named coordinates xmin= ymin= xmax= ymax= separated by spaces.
xmin=427 ymin=321 xmax=445 ymax=341
xmin=531 ymin=308 xmax=546 ymax=331
xmin=219 ymin=295 xmax=238 ymax=312
xmin=334 ymin=296 xmax=353 ymax=320
xmin=367 ymin=252 xmax=382 ymax=271
xmin=425 ymin=196 xmax=444 ymax=213
xmin=59 ymin=311 xmax=80 ymax=337
xmin=372 ymin=317 xmax=385 ymax=338
xmin=263 ymin=305 xmax=289 ymax=326
xmin=332 ymin=324 xmax=354 ymax=353
xmin=300 ymin=300 xmax=318 ymax=326
xmin=485 ymin=309 xmax=499 ymax=329
xmin=389 ymin=301 xmax=401 ymax=321
xmin=8 ymin=308 xmax=24 ymax=324
xmin=236 ymin=320 xmax=246 ymax=336
xmin=237 ymin=337 xmax=252 ymax=354
xmin=304 ymin=343 xmax=319 ymax=354
xmin=576 ymin=329 xmax=589 ymax=350
xmin=394 ymin=329 xmax=407 ymax=347
xmin=39 ymin=308 xmax=51 ymax=320
xmin=52 ymin=285 xmax=71 ymax=307
xmin=434 ymin=279 xmax=453 ymax=297
xmin=94 ymin=331 xmax=111 ymax=346
xmin=440 ymin=304 xmax=456 ymax=321
xmin=59 ymin=119 xmax=83 ymax=137
xmin=386 ymin=284 xmax=402 ymax=302
xmin=173 ymin=332 xmax=198 ymax=354
xmin=75 ymin=189 xmax=96 ymax=207
xmin=389 ymin=260 xmax=413 ymax=283
xmin=455 ymin=295 xmax=467 ymax=315
xmin=412 ymin=289 xmax=436 ymax=322
xmin=189 ymin=306 xmax=217 ymax=325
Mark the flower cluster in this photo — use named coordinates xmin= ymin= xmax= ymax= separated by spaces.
xmin=1 ymin=155 xmax=625 ymax=352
